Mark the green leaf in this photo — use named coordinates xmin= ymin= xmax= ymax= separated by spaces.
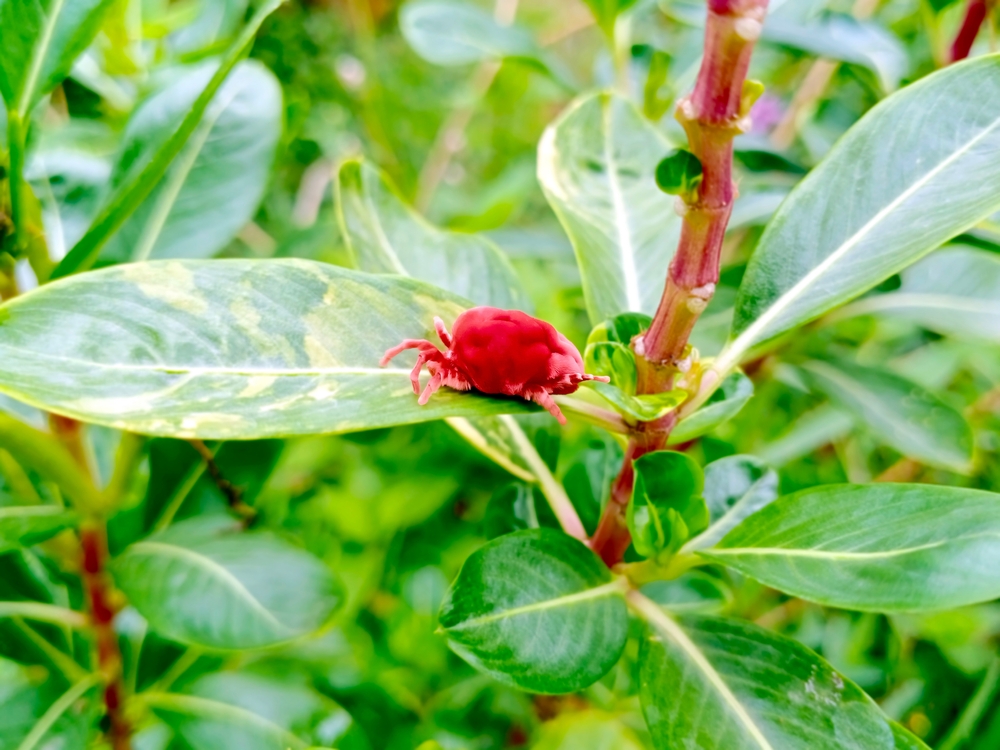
xmin=0 ymin=0 xmax=113 ymax=116
xmin=668 ymin=372 xmax=753 ymax=445
xmin=538 ymin=92 xmax=680 ymax=325
xmin=725 ymin=56 xmax=1000 ymax=372
xmin=763 ymin=13 xmax=908 ymax=91
xmin=483 ymin=482 xmax=558 ymax=539
xmin=113 ymin=515 xmax=341 ymax=648
xmin=336 ymin=158 xmax=528 ymax=309
xmin=628 ymin=451 xmax=707 ymax=559
xmin=685 ymin=455 xmax=777 ymax=551
xmin=50 ymin=0 xmax=284 ymax=279
xmin=0 ymin=506 xmax=77 ymax=553
xmin=591 ymin=383 xmax=687 ymax=423
xmin=581 ymin=0 xmax=639 ymax=36
xmin=798 ymin=360 xmax=973 ymax=473
xmin=438 ymin=528 xmax=629 ymax=694
xmin=702 ymin=483 xmax=1000 ymax=612
xmin=838 ymin=245 xmax=1000 ymax=342
xmin=531 ymin=710 xmax=644 ymax=750
xmin=584 ymin=342 xmax=637 ymax=393
xmin=99 ymin=61 xmax=282 ymax=264
xmin=756 ymin=404 xmax=854 ymax=468
xmin=400 ymin=0 xmax=535 ymax=66
xmin=640 ymin=571 xmax=731 ymax=615
xmin=635 ymin=606 xmax=929 ymax=750
xmin=0 ymin=658 xmax=96 ymax=749
xmin=149 ymin=672 xmax=366 ymax=750
xmin=655 ymin=149 xmax=703 ymax=198
xmin=0 ymin=259 xmax=541 ymax=438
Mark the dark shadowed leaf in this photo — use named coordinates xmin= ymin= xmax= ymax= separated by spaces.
xmin=0 ymin=506 xmax=77 ymax=554
xmin=438 ymin=528 xmax=628 ymax=694
xmin=628 ymin=451 xmax=707 ymax=559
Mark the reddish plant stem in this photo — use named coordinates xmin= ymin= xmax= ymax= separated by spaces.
xmin=591 ymin=0 xmax=769 ymax=566
xmin=950 ymin=0 xmax=990 ymax=62
xmin=80 ymin=522 xmax=131 ymax=750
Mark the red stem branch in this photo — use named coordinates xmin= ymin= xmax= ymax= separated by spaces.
xmin=950 ymin=0 xmax=989 ymax=62
xmin=590 ymin=0 xmax=769 ymax=566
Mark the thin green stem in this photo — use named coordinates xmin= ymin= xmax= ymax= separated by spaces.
xmin=7 ymin=113 xmax=27 ymax=252
xmin=939 ymin=657 xmax=1000 ymax=750
xmin=153 ymin=449 xmax=213 ymax=533
xmin=16 ymin=673 xmax=102 ymax=750
xmin=0 ymin=602 xmax=88 ymax=628
xmin=11 ymin=617 xmax=89 ymax=683
xmin=146 ymin=648 xmax=202 ymax=694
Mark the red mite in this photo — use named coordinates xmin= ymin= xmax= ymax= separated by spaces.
xmin=380 ymin=307 xmax=609 ymax=425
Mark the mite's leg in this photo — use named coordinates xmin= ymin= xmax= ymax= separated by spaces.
xmin=418 ymin=372 xmax=444 ymax=405
xmin=379 ymin=339 xmax=440 ymax=367
xmin=434 ymin=317 xmax=453 ymax=348
xmin=529 ymin=389 xmax=567 ymax=425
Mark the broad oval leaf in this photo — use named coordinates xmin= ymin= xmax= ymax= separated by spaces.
xmin=100 ymin=61 xmax=282 ymax=264
xmin=538 ymin=92 xmax=680 ymax=325
xmin=113 ymin=516 xmax=341 ymax=649
xmin=438 ymin=528 xmax=629 ymax=694
xmin=668 ymin=372 xmax=753 ymax=445
xmin=702 ymin=483 xmax=1000 ymax=611
xmin=799 ymin=359 xmax=973 ymax=473
xmin=0 ymin=505 xmax=77 ymax=553
xmin=400 ymin=0 xmax=538 ymax=66
xmin=725 ymin=56 xmax=1000 ymax=371
xmin=636 ymin=607 xmax=928 ymax=750
xmin=0 ymin=0 xmax=113 ymax=115
xmin=0 ymin=259 xmax=538 ymax=438
xmin=684 ymin=455 xmax=778 ymax=551
xmin=336 ymin=158 xmax=529 ymax=309
xmin=839 ymin=245 xmax=1000 ymax=342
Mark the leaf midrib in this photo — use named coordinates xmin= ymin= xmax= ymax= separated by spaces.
xmin=17 ymin=0 xmax=68 ymax=117
xmin=707 ymin=530 xmax=1000 ymax=561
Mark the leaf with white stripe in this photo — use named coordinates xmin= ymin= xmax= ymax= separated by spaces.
xmin=336 ymin=158 xmax=528 ymax=309
xmin=538 ymin=92 xmax=680 ymax=325
xmin=838 ymin=245 xmax=1000 ymax=342
xmin=113 ymin=516 xmax=341 ymax=649
xmin=100 ymin=61 xmax=282 ymax=264
xmin=701 ymin=484 xmax=1000 ymax=612
xmin=724 ymin=56 xmax=1000 ymax=373
xmin=633 ymin=601 xmax=928 ymax=750
xmin=439 ymin=528 xmax=629 ymax=694
xmin=0 ymin=259 xmax=537 ymax=438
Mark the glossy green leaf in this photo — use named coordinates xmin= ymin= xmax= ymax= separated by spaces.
xmin=685 ymin=455 xmax=777 ymax=551
xmin=0 ymin=506 xmax=77 ymax=553
xmin=592 ymin=383 xmax=687 ymax=423
xmin=628 ymin=451 xmax=707 ymax=559
xmin=636 ymin=607 xmax=929 ymax=750
xmin=336 ymin=158 xmax=528 ymax=309
xmin=669 ymin=372 xmax=753 ymax=445
xmin=113 ymin=515 xmax=341 ymax=648
xmin=799 ymin=360 xmax=973 ymax=473
xmin=399 ymin=0 xmax=537 ymax=65
xmin=763 ymin=13 xmax=908 ymax=91
xmin=538 ymin=92 xmax=680 ymax=325
xmin=51 ymin=0 xmax=283 ymax=279
xmin=703 ymin=483 xmax=1000 ymax=612
xmin=99 ymin=61 xmax=282 ymax=264
xmin=0 ymin=259 xmax=541 ymax=437
xmin=438 ymin=528 xmax=629 ymax=694
xmin=641 ymin=571 xmax=731 ymax=615
xmin=584 ymin=342 xmax=637 ymax=393
xmin=655 ymin=149 xmax=703 ymax=197
xmin=149 ymin=672 xmax=366 ymax=750
xmin=482 ymin=482 xmax=558 ymax=539
xmin=725 ymin=56 xmax=1000 ymax=372
xmin=0 ymin=0 xmax=113 ymax=116
xmin=839 ymin=246 xmax=1000 ymax=342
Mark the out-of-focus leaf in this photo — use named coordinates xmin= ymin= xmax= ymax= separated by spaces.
xmin=668 ymin=372 xmax=753 ymax=445
xmin=400 ymin=0 xmax=537 ymax=65
xmin=438 ymin=528 xmax=628 ymax=694
xmin=483 ymin=482 xmax=558 ymax=539
xmin=0 ymin=0 xmax=113 ymax=115
xmin=539 ymin=92 xmax=679 ymax=325
xmin=799 ymin=360 xmax=973 ymax=473
xmin=100 ymin=61 xmax=282 ymax=264
xmin=113 ymin=516 xmax=341 ymax=648
xmin=725 ymin=56 xmax=1000 ymax=371
xmin=628 ymin=451 xmax=707 ymax=559
xmin=763 ymin=13 xmax=908 ymax=90
xmin=636 ymin=608 xmax=929 ymax=750
xmin=755 ymin=404 xmax=854 ymax=467
xmin=0 ymin=259 xmax=541 ymax=437
xmin=703 ymin=483 xmax=1000 ymax=611
xmin=0 ymin=506 xmax=77 ymax=553
xmin=685 ymin=455 xmax=777 ymax=551
xmin=838 ymin=246 xmax=1000 ymax=342
xmin=531 ymin=709 xmax=644 ymax=749
xmin=0 ymin=658 xmax=97 ymax=748
xmin=336 ymin=158 xmax=528 ymax=309
xmin=641 ymin=571 xmax=731 ymax=614
xmin=171 ymin=0 xmax=250 ymax=53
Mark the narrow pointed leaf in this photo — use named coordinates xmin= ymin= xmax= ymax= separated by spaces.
xmin=438 ymin=528 xmax=629 ymax=694
xmin=636 ymin=607 xmax=929 ymax=750
xmin=799 ymin=360 xmax=973 ymax=473
xmin=702 ymin=483 xmax=1000 ymax=611
xmin=726 ymin=56 xmax=1000 ymax=370
xmin=336 ymin=158 xmax=528 ymax=309
xmin=0 ymin=259 xmax=537 ymax=438
xmin=538 ymin=92 xmax=680 ymax=325
xmin=668 ymin=372 xmax=753 ymax=445
xmin=100 ymin=61 xmax=282 ymax=264
xmin=0 ymin=506 xmax=77 ymax=553
xmin=113 ymin=516 xmax=341 ymax=648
